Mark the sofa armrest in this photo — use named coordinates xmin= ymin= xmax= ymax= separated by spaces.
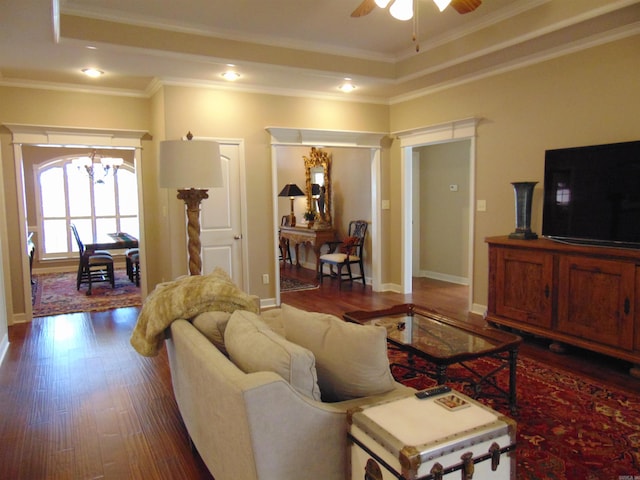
xmin=166 ymin=319 xmax=415 ymax=480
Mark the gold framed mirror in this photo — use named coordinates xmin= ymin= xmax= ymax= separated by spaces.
xmin=304 ymin=147 xmax=331 ymax=228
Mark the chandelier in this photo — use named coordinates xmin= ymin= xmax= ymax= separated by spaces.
xmin=71 ymin=150 xmax=124 ymax=184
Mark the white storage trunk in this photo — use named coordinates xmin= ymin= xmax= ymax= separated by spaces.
xmin=348 ymin=391 xmax=516 ymax=480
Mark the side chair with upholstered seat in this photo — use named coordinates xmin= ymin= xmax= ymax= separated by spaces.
xmin=279 ymin=215 xmax=293 ymax=265
xmin=70 ymin=224 xmax=115 ymax=295
xmin=125 ymin=248 xmax=140 ymax=286
xmin=318 ymin=220 xmax=368 ymax=289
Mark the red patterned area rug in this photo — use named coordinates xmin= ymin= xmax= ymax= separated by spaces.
xmin=389 ymin=349 xmax=640 ymax=479
xmin=32 ymin=271 xmax=142 ymax=317
xmin=280 ymin=274 xmax=319 ymax=293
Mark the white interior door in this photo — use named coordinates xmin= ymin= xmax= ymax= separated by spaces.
xmin=200 ymin=143 xmax=244 ymax=286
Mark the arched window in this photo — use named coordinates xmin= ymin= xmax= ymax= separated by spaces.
xmin=35 ymin=156 xmax=139 ymax=260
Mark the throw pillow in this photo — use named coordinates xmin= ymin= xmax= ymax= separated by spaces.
xmin=191 ymin=311 xmax=231 ymax=354
xmin=340 ymin=236 xmax=359 ymax=254
xmin=280 ymin=303 xmax=396 ymax=402
xmin=225 ymin=310 xmax=322 ymax=401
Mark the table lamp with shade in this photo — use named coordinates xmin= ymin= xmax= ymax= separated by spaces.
xmin=278 ymin=183 xmax=305 ymax=227
xmin=158 ymin=132 xmax=223 ymax=276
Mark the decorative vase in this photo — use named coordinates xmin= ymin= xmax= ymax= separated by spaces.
xmin=509 ymin=181 xmax=538 ymax=240
xmin=307 ymin=221 xmax=314 ymax=229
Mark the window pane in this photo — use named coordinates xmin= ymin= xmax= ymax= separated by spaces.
xmin=41 ymin=168 xmax=66 ymax=217
xmin=43 ymin=219 xmax=68 ymax=253
xmin=94 ymin=166 xmax=116 ymax=216
xmin=118 ymin=170 xmax=139 ymax=215
xmin=72 ymin=219 xmax=93 ymax=251
xmin=38 ymin=159 xmax=139 ymax=260
xmin=67 ymin=164 xmax=92 ymax=217
xmin=119 ymin=217 xmax=139 ymax=239
xmin=96 ymin=218 xmax=117 ymax=238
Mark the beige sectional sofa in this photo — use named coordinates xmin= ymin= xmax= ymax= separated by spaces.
xmin=165 ymin=303 xmax=415 ymax=480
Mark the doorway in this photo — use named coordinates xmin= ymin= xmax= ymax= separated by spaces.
xmin=412 ymin=141 xmax=471 ymax=286
xmin=6 ymin=124 xmax=148 ymax=323
xmin=397 ymin=118 xmax=478 ymax=310
xmin=267 ymin=128 xmax=386 ymax=306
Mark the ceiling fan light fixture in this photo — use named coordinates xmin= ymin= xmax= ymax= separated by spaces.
xmin=389 ymin=0 xmax=413 ymax=21
xmin=375 ymin=0 xmax=391 ymax=7
xmin=433 ymin=0 xmax=452 ymax=12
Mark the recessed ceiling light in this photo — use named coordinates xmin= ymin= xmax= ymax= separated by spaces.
xmin=81 ymin=68 xmax=103 ymax=78
xmin=339 ymin=78 xmax=356 ymax=93
xmin=221 ymin=70 xmax=241 ymax=81
xmin=86 ymin=45 xmax=97 ymax=50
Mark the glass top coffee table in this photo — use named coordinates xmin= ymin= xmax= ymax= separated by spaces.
xmin=344 ymin=303 xmax=522 ymax=413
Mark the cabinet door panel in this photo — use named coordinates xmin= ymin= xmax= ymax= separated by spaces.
xmin=558 ymin=256 xmax=634 ymax=350
xmin=495 ymin=249 xmax=553 ymax=327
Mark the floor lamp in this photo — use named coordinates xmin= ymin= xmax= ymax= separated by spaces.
xmin=159 ymin=133 xmax=223 ymax=275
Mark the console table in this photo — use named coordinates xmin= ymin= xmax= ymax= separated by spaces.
xmin=486 ymin=236 xmax=640 ymax=377
xmin=279 ymin=226 xmax=335 ymax=272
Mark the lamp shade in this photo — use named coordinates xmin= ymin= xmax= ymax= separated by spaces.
xmin=311 ymin=183 xmax=321 ymax=196
xmin=278 ymin=183 xmax=305 ymax=197
xmin=158 ymin=139 xmax=223 ymax=189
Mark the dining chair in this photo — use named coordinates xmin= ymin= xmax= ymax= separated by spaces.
xmin=279 ymin=215 xmax=292 ymax=265
xmin=126 ymin=248 xmax=141 ymax=286
xmin=318 ymin=220 xmax=368 ymax=289
xmin=70 ymin=224 xmax=115 ymax=295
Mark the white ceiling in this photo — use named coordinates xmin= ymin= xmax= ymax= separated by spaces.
xmin=1 ymin=0 xmax=639 ymax=103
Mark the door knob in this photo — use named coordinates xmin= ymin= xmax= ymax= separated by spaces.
xmin=234 ymin=235 xmax=242 ymax=240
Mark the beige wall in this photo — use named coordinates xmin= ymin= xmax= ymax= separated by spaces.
xmin=1 ymin=32 xmax=638 ymax=321
xmin=390 ymin=34 xmax=640 ymax=309
xmin=155 ymin=86 xmax=388 ymax=298
xmin=0 ymin=87 xmax=150 ymax=321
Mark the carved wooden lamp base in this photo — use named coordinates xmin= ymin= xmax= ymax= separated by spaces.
xmin=176 ymin=188 xmax=209 ymax=275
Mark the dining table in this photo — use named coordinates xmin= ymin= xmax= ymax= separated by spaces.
xmin=84 ymin=232 xmax=138 ymax=254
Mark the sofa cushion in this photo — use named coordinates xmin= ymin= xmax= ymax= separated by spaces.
xmin=259 ymin=308 xmax=286 ymax=337
xmin=280 ymin=303 xmax=396 ymax=402
xmin=225 ymin=310 xmax=322 ymax=401
xmin=192 ymin=308 xmax=285 ymax=355
xmin=191 ymin=311 xmax=231 ymax=354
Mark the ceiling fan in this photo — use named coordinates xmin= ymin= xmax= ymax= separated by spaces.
xmin=351 ymin=0 xmax=482 ymax=18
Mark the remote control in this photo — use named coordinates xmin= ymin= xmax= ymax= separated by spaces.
xmin=414 ymin=385 xmax=451 ymax=399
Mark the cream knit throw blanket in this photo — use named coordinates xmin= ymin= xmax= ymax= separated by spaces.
xmin=130 ymin=268 xmax=259 ymax=357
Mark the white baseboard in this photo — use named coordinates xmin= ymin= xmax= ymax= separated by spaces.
xmin=416 ymin=270 xmax=469 ymax=286
xmin=0 ymin=332 xmax=9 ymax=367
xmin=260 ymin=298 xmax=278 ymax=310
xmin=471 ymin=303 xmax=487 ymax=317
xmin=377 ymin=283 xmax=403 ymax=293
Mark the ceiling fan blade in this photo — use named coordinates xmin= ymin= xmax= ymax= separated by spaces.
xmin=450 ymin=0 xmax=482 ymax=14
xmin=351 ymin=0 xmax=377 ymax=17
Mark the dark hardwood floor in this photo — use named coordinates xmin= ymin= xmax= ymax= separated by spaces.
xmin=1 ymin=266 xmax=637 ymax=479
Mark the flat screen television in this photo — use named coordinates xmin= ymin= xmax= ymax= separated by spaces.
xmin=542 ymin=140 xmax=640 ymax=249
